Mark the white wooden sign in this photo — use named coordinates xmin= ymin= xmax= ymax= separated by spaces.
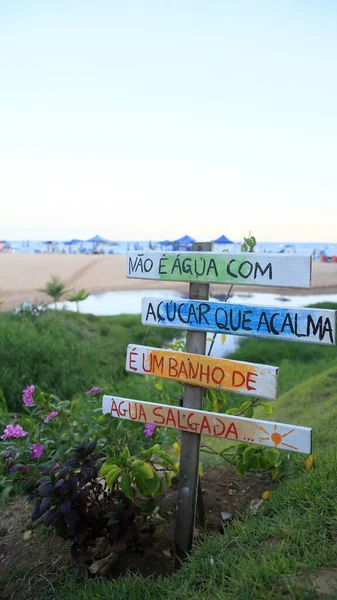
xmin=102 ymin=395 xmax=312 ymax=455
xmin=126 ymin=344 xmax=279 ymax=400
xmin=127 ymin=251 xmax=312 ymax=288
xmin=142 ymin=298 xmax=336 ymax=345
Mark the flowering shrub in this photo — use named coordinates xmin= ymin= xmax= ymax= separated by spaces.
xmin=12 ymin=299 xmax=47 ymax=320
xmin=0 ymin=383 xmax=181 ymax=565
xmin=0 ymin=383 xmax=179 ymax=509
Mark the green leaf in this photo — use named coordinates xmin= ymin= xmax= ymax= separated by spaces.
xmin=243 ymin=446 xmax=257 ymax=465
xmin=100 ymin=460 xmax=120 ymax=477
xmin=261 ymin=402 xmax=273 ymax=415
xmin=105 ymin=467 xmax=123 ymax=490
xmin=234 ymin=442 xmax=249 ymax=456
xmin=120 ymin=473 xmax=133 ymax=500
xmin=249 ymin=455 xmax=259 ymax=471
xmin=236 ymin=459 xmax=248 ymax=476
xmin=238 ymin=400 xmax=252 ymax=412
xmin=122 ymin=447 xmax=131 ymax=461
xmin=225 ymin=408 xmax=239 ymax=415
xmin=140 ymin=444 xmax=160 ymax=459
xmin=131 ymin=460 xmax=154 ymax=479
xmin=143 ymin=470 xmax=162 ymax=496
xmin=206 ymin=390 xmax=218 ymax=412
xmin=165 ymin=472 xmax=172 ymax=488
xmin=262 ymin=448 xmax=280 ymax=467
xmin=154 ymin=451 xmax=176 ymax=466
xmin=243 ymin=407 xmax=254 ymax=418
xmin=259 ymin=454 xmax=273 ymax=470
xmin=155 ymin=380 xmax=164 ymax=391
xmin=218 ymin=391 xmax=227 ymax=408
xmin=135 ymin=473 xmax=149 ymax=496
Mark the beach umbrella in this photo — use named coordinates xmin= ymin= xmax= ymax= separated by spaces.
xmin=63 ymin=238 xmax=83 ymax=246
xmin=174 ymin=235 xmax=196 ymax=244
xmin=213 ymin=234 xmax=234 ymax=244
xmin=172 ymin=234 xmax=196 ymax=251
xmin=86 ymin=234 xmax=117 ymax=244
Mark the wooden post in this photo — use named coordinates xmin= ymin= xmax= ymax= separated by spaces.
xmin=175 ymin=241 xmax=212 ymax=567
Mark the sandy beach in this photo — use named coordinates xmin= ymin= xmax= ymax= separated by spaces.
xmin=1 ymin=253 xmax=337 ymax=311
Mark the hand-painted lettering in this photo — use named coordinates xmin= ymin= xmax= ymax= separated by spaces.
xmin=128 ymin=347 xmax=138 ymax=371
xmin=226 ymin=422 xmax=239 ymax=439
xmin=143 ymin=299 xmax=335 ymax=345
xmin=159 ymin=256 xmax=168 ymax=275
xmin=153 ymin=406 xmax=165 ymax=424
xmin=232 ymin=370 xmax=245 ymax=388
xmin=169 ymin=357 xmax=178 ymax=377
xmin=103 ymin=396 xmax=312 ymax=454
xmin=128 ymin=254 xmax=154 ymax=274
xmin=246 ymin=371 xmax=258 ymax=391
xmin=213 ymin=417 xmax=226 ymax=437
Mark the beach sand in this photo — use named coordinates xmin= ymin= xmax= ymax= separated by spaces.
xmin=1 ymin=253 xmax=337 ymax=311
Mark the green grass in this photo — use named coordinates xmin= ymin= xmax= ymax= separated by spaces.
xmin=0 ymin=310 xmax=182 ymax=412
xmin=38 ymin=304 xmax=337 ymax=600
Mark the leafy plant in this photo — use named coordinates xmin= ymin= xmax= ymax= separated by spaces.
xmin=241 ymin=234 xmax=257 ymax=253
xmin=30 ymin=438 xmax=143 ymax=561
xmin=100 ymin=443 xmax=177 ymax=500
xmin=38 ymin=275 xmax=69 ymax=308
xmin=13 ymin=299 xmax=47 ymax=321
xmin=67 ymin=289 xmax=90 ymax=312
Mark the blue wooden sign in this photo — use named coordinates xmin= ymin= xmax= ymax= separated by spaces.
xmin=142 ymin=297 xmax=336 ymax=346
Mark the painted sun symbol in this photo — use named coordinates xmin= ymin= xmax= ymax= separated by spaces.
xmin=258 ymin=424 xmax=298 ymax=450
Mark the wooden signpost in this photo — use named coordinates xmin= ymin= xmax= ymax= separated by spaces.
xmin=102 ymin=241 xmax=332 ymax=567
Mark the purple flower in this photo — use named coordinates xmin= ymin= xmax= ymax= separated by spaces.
xmin=30 ymin=443 xmax=44 ymax=459
xmin=43 ymin=411 xmax=58 ymax=423
xmin=1 ymin=423 xmax=28 ymax=440
xmin=143 ymin=424 xmax=157 ymax=438
xmin=22 ymin=384 xmax=35 ymax=406
xmin=85 ymin=386 xmax=102 ymax=395
xmin=53 ymin=461 xmax=61 ymax=469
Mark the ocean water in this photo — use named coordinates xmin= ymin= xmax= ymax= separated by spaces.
xmin=2 ymin=239 xmax=337 ymax=257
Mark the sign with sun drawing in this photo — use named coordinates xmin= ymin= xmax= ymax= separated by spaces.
xmin=103 ymin=395 xmax=312 ymax=454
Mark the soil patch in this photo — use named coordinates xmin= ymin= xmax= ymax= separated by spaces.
xmin=0 ymin=466 xmax=277 ymax=599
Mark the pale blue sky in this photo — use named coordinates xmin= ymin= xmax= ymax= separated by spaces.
xmin=1 ymin=1 xmax=336 ymax=241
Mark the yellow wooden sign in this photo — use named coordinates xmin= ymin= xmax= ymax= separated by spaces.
xmin=126 ymin=344 xmax=278 ymax=400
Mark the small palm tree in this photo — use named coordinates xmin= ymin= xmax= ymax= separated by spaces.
xmin=68 ymin=288 xmax=90 ymax=313
xmin=39 ymin=275 xmax=68 ymax=309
